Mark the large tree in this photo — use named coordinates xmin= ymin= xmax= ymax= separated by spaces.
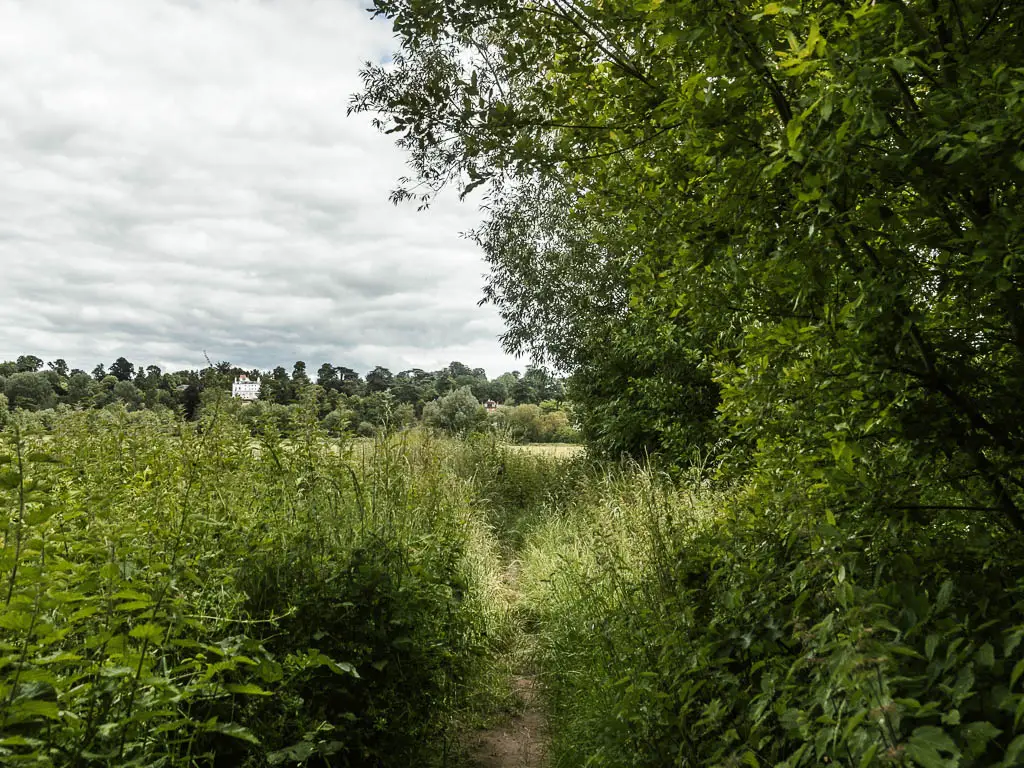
xmin=109 ymin=357 xmax=136 ymax=382
xmin=4 ymin=371 xmax=57 ymax=411
xmin=355 ymin=0 xmax=1024 ymax=529
xmin=16 ymin=355 xmax=43 ymax=373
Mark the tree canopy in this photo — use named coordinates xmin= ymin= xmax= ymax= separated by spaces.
xmin=354 ymin=0 xmax=1024 ymax=528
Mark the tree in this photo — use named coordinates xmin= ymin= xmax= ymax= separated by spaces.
xmin=321 ymin=406 xmax=355 ymax=436
xmin=261 ymin=366 xmax=294 ymax=405
xmin=4 ymin=372 xmax=57 ymax=411
xmin=16 ymin=355 xmax=43 ymax=373
xmin=356 ymin=0 xmax=1024 ymax=530
xmin=292 ymin=361 xmax=310 ymax=387
xmin=317 ymin=363 xmax=340 ymax=392
xmin=509 ymin=365 xmax=562 ymax=406
xmin=422 ymin=386 xmax=487 ymax=435
xmin=48 ymin=359 xmax=69 ymax=377
xmin=66 ymin=371 xmax=96 ymax=406
xmin=366 ymin=366 xmax=395 ymax=393
xmin=91 ymin=364 xmax=106 ymax=381
xmin=568 ymin=308 xmax=721 ymax=460
xmin=113 ymin=380 xmax=143 ymax=410
xmin=109 ymin=357 xmax=135 ymax=382
xmin=335 ymin=367 xmax=365 ymax=397
xmin=141 ymin=366 xmax=163 ymax=391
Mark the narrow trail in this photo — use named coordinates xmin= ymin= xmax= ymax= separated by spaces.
xmin=466 ymin=558 xmax=549 ymax=768
xmin=467 ymin=675 xmax=547 ymax=768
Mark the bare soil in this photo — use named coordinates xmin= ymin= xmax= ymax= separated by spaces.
xmin=467 ymin=675 xmax=548 ymax=768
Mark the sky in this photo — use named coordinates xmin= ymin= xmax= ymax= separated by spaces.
xmin=0 ymin=0 xmax=525 ymax=379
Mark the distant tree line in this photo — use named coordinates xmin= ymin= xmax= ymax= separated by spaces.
xmin=0 ymin=354 xmax=576 ymax=442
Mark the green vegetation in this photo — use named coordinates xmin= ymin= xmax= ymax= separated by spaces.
xmin=0 ymin=357 xmax=577 ymax=445
xmin=0 ymin=403 xmax=514 ymax=766
xmin=4 ymin=391 xmax=1024 ymax=766
xmin=347 ymin=0 xmax=1024 ymax=764
xmin=5 ymin=1 xmax=1024 ymax=765
xmin=520 ymin=470 xmax=1024 ymax=767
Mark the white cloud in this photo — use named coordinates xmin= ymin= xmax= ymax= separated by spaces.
xmin=0 ymin=0 xmax=525 ymax=378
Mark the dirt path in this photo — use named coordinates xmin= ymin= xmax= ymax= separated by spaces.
xmin=466 ymin=557 xmax=548 ymax=768
xmin=467 ymin=675 xmax=547 ymax=768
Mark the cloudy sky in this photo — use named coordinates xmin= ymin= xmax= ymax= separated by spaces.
xmin=0 ymin=0 xmax=523 ymax=379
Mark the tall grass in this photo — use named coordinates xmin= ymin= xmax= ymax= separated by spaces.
xmin=518 ymin=461 xmax=1024 ymax=768
xmin=0 ymin=401 xmax=509 ymax=766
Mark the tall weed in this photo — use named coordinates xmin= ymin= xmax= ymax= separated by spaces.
xmin=520 ymin=466 xmax=1024 ymax=767
xmin=0 ymin=403 xmax=505 ymax=766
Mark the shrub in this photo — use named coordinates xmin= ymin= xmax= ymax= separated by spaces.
xmin=520 ymin=471 xmax=1024 ymax=768
xmin=423 ymin=385 xmax=488 ymax=435
xmin=0 ymin=404 xmax=504 ymax=767
xmin=492 ymin=404 xmax=579 ymax=443
xmin=3 ymin=371 xmax=57 ymax=411
xmin=320 ymin=407 xmax=353 ymax=436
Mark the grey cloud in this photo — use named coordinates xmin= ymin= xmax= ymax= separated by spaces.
xmin=0 ymin=0 xmax=521 ymax=378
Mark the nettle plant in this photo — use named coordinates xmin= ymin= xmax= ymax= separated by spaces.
xmin=0 ymin=411 xmax=279 ymax=765
xmin=1 ymin=401 xmax=499 ymax=767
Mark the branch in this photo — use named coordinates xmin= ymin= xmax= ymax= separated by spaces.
xmin=720 ymin=10 xmax=793 ymax=125
xmin=972 ymin=0 xmax=1008 ymax=43
xmin=544 ymin=0 xmax=653 ymax=86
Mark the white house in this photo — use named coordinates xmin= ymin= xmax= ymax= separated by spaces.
xmin=231 ymin=374 xmax=261 ymax=401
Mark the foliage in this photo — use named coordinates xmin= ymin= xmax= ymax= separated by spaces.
xmin=423 ymin=386 xmax=489 ymax=435
xmin=354 ymin=0 xmax=1024 ymax=529
xmin=451 ymin=435 xmax=593 ymax=550
xmin=491 ymin=404 xmax=578 ymax=444
xmin=0 ymin=404 xmax=507 ymax=766
xmin=519 ymin=468 xmax=1024 ymax=768
xmin=567 ymin=306 xmax=721 ymax=462
xmin=3 ymin=372 xmax=57 ymax=412
xmin=0 ymin=356 xmax=565 ymax=438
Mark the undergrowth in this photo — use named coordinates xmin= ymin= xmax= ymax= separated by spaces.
xmin=8 ymin=400 xmax=1023 ymax=768
xmin=519 ymin=469 xmax=1024 ymax=768
xmin=0 ymin=401 xmax=510 ymax=766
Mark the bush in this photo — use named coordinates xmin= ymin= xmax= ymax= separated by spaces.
xmin=0 ymin=406 xmax=504 ymax=767
xmin=320 ymin=407 xmax=353 ymax=436
xmin=492 ymin=404 xmax=579 ymax=443
xmin=520 ymin=471 xmax=1024 ymax=768
xmin=3 ymin=370 xmax=57 ymax=411
xmin=423 ymin=385 xmax=488 ymax=435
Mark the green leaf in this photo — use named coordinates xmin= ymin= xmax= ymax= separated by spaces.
xmin=786 ymin=117 xmax=804 ymax=147
xmin=25 ymin=505 xmax=59 ymax=526
xmin=977 ymin=643 xmax=995 ymax=668
xmin=907 ymin=726 xmax=960 ymax=768
xmin=0 ymin=610 xmax=35 ymax=632
xmin=129 ymin=623 xmax=165 ymax=643
xmin=224 ymin=683 xmax=272 ymax=696
xmin=935 ymin=580 xmax=954 ymax=612
xmin=1004 ymin=734 xmax=1024 ymax=767
xmin=205 ymin=721 xmax=261 ymax=744
xmin=1011 ymin=659 xmax=1024 ymax=689
xmin=960 ymin=722 xmax=1001 ymax=758
xmin=268 ymin=740 xmax=316 ymax=764
xmin=26 ymin=452 xmax=59 ymax=464
xmin=8 ymin=700 xmax=60 ymax=722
